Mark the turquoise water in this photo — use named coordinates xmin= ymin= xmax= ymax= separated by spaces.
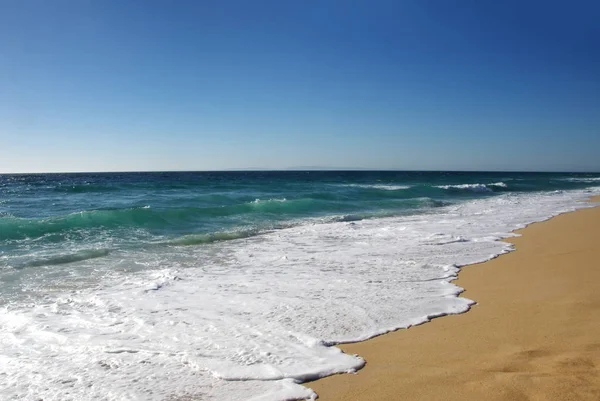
xmin=1 ymin=171 xmax=599 ymax=271
xmin=2 ymin=170 xmax=600 ymax=400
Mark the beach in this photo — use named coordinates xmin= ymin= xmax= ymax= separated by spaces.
xmin=309 ymin=195 xmax=600 ymax=400
xmin=2 ymin=172 xmax=599 ymax=400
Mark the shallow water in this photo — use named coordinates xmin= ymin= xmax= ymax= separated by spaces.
xmin=1 ymin=171 xmax=599 ymax=400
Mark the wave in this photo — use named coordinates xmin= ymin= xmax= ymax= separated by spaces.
xmin=488 ymin=182 xmax=508 ymax=188
xmin=325 ymin=198 xmax=450 ymax=224
xmin=435 ymin=182 xmax=508 ymax=193
xmin=561 ymin=177 xmax=600 ymax=182
xmin=0 ymin=191 xmax=460 ymax=242
xmin=0 ymin=199 xmax=348 ymax=241
xmin=153 ymin=196 xmax=453 ymax=245
xmin=250 ymin=198 xmax=287 ymax=204
xmin=15 ymin=249 xmax=110 ymax=268
xmin=0 ymin=206 xmax=159 ymax=240
xmin=167 ymin=230 xmax=259 ymax=246
xmin=171 ymin=197 xmax=448 ymax=245
xmin=337 ymin=184 xmax=411 ymax=190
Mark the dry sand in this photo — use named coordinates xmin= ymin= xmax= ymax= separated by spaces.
xmin=308 ymin=196 xmax=600 ymax=401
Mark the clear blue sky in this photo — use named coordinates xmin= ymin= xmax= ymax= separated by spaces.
xmin=1 ymin=0 xmax=599 ymax=173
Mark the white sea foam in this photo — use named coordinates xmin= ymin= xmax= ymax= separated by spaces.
xmin=562 ymin=177 xmax=600 ymax=182
xmin=488 ymin=181 xmax=508 ymax=187
xmin=435 ymin=182 xmax=507 ymax=192
xmin=337 ymin=183 xmax=411 ymax=190
xmin=1 ymin=189 xmax=599 ymax=400
xmin=252 ymin=198 xmax=288 ymax=203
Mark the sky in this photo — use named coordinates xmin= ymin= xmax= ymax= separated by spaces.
xmin=1 ymin=0 xmax=599 ymax=173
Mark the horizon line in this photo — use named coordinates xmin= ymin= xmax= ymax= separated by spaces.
xmin=1 ymin=168 xmax=600 ymax=175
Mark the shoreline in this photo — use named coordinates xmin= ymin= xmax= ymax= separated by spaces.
xmin=307 ymin=195 xmax=600 ymax=400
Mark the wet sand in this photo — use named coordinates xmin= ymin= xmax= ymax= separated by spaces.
xmin=309 ymin=196 xmax=600 ymax=401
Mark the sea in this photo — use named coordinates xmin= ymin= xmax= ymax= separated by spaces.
xmin=1 ymin=171 xmax=600 ymax=400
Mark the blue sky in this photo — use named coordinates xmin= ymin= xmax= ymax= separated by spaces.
xmin=1 ymin=0 xmax=599 ymax=173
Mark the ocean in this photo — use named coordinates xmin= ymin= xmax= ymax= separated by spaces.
xmin=1 ymin=171 xmax=599 ymax=400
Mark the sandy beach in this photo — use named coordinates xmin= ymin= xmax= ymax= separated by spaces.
xmin=309 ymin=196 xmax=600 ymax=401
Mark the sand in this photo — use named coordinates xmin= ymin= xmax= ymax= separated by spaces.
xmin=308 ymin=196 xmax=600 ymax=401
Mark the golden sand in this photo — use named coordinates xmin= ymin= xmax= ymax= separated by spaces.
xmin=308 ymin=196 xmax=600 ymax=401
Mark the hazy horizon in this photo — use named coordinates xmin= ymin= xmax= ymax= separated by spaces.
xmin=2 ymin=167 xmax=600 ymax=175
